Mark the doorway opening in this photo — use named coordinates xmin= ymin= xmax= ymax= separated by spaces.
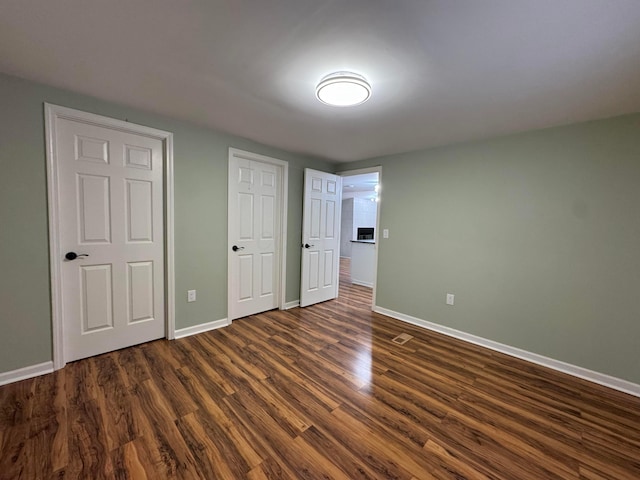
xmin=338 ymin=167 xmax=381 ymax=309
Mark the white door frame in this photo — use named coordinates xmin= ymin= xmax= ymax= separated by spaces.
xmin=227 ymin=148 xmax=289 ymax=319
xmin=337 ymin=166 xmax=382 ymax=309
xmin=45 ymin=103 xmax=175 ymax=370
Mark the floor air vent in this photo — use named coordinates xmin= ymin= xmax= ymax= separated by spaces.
xmin=391 ymin=333 xmax=414 ymax=345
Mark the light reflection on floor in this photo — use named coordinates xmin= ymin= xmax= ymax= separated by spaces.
xmin=339 ymin=257 xmax=374 ymax=387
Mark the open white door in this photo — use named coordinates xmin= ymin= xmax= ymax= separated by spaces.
xmin=300 ymin=169 xmax=342 ymax=307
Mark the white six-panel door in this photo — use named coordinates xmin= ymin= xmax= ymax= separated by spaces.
xmin=228 ymin=150 xmax=284 ymax=320
xmin=55 ymin=115 xmax=165 ymax=362
xmin=300 ymin=169 xmax=342 ymax=307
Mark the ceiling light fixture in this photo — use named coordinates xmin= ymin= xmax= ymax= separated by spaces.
xmin=316 ymin=72 xmax=371 ymax=107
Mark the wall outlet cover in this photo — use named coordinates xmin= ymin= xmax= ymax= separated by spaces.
xmin=187 ymin=290 xmax=197 ymax=302
xmin=446 ymin=293 xmax=455 ymax=305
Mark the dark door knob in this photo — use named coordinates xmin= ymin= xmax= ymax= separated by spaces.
xmin=65 ymin=252 xmax=89 ymax=260
xmin=304 ymin=243 xmax=314 ymax=249
xmin=232 ymin=245 xmax=245 ymax=252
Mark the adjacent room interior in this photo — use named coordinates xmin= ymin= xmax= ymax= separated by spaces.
xmin=1 ymin=1 xmax=640 ymax=478
xmin=340 ymin=170 xmax=379 ymax=296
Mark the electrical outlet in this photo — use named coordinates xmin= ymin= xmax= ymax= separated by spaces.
xmin=187 ymin=290 xmax=196 ymax=302
xmin=383 ymin=229 xmax=389 ymax=238
xmin=446 ymin=293 xmax=455 ymax=305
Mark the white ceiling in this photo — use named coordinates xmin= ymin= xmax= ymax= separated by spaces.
xmin=342 ymin=172 xmax=379 ymax=200
xmin=1 ymin=1 xmax=640 ymax=162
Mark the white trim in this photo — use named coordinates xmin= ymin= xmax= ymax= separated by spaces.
xmin=165 ymin=134 xmax=176 ymax=340
xmin=0 ymin=362 xmax=54 ymax=386
xmin=284 ymin=300 xmax=300 ymax=310
xmin=280 ymin=161 xmax=289 ymax=310
xmin=174 ymin=318 xmax=230 ymax=339
xmin=227 ymin=148 xmax=289 ymax=320
xmin=374 ymin=306 xmax=640 ymax=398
xmin=352 ymin=280 xmax=374 ymax=288
xmin=337 ymin=166 xmax=382 ymax=308
xmin=45 ymin=106 xmax=64 ymax=370
xmin=45 ymin=103 xmax=175 ymax=370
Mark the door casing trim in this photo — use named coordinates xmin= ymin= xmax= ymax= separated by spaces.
xmin=45 ymin=103 xmax=175 ymax=370
xmin=227 ymin=148 xmax=289 ymax=320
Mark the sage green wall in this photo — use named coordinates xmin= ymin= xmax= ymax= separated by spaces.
xmin=0 ymin=73 xmax=334 ymax=374
xmin=3 ymin=70 xmax=639 ymax=386
xmin=344 ymin=114 xmax=640 ymax=384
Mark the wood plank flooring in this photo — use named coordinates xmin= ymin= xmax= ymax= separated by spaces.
xmin=1 ymin=259 xmax=639 ymax=479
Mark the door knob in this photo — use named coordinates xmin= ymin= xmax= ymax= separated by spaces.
xmin=65 ymin=252 xmax=89 ymax=260
xmin=232 ymin=245 xmax=245 ymax=252
xmin=303 ymin=243 xmax=314 ymax=249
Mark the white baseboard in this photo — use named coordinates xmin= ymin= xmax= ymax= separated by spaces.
xmin=374 ymin=306 xmax=640 ymax=398
xmin=352 ymin=279 xmax=374 ymax=288
xmin=283 ymin=300 xmax=300 ymax=310
xmin=0 ymin=361 xmax=54 ymax=386
xmin=174 ymin=318 xmax=229 ymax=339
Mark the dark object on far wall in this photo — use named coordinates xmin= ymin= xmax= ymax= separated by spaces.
xmin=357 ymin=227 xmax=374 ymax=240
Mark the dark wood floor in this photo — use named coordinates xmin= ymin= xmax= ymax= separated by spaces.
xmin=1 ymin=260 xmax=639 ymax=479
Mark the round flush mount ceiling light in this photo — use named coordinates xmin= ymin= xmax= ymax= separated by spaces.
xmin=316 ymin=72 xmax=371 ymax=107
